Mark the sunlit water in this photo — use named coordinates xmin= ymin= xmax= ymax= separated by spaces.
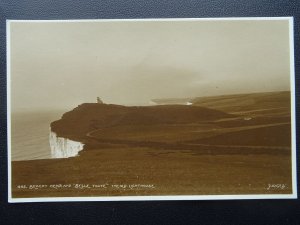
xmin=11 ymin=111 xmax=63 ymax=161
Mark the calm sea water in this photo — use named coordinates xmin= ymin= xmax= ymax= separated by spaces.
xmin=11 ymin=111 xmax=63 ymax=161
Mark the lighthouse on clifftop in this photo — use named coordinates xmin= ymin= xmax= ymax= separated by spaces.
xmin=97 ymin=97 xmax=104 ymax=104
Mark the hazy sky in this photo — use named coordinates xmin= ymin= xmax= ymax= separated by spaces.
xmin=10 ymin=19 xmax=291 ymax=112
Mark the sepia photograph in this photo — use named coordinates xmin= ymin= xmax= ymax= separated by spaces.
xmin=7 ymin=18 xmax=296 ymax=202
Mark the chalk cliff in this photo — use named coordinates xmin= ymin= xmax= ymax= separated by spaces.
xmin=49 ymin=130 xmax=84 ymax=158
xmin=49 ymin=103 xmax=234 ymax=158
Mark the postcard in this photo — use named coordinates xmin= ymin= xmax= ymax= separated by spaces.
xmin=7 ymin=18 xmax=297 ymax=202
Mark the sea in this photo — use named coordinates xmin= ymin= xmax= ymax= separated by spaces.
xmin=10 ymin=111 xmax=64 ymax=161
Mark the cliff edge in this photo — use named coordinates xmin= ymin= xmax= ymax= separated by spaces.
xmin=49 ymin=103 xmax=234 ymax=158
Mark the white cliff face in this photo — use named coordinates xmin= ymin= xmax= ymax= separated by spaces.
xmin=49 ymin=129 xmax=84 ymax=158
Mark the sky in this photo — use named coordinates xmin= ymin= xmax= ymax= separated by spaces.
xmin=9 ymin=19 xmax=291 ymax=112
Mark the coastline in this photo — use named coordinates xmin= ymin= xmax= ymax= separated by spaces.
xmin=11 ymin=91 xmax=293 ymax=198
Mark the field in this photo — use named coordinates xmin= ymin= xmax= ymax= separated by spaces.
xmin=11 ymin=91 xmax=292 ymax=198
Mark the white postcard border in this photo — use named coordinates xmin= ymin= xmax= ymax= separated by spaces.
xmin=6 ymin=17 xmax=297 ymax=203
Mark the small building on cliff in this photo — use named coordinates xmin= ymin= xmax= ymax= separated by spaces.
xmin=97 ymin=97 xmax=104 ymax=104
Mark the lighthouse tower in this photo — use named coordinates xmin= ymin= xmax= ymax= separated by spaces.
xmin=97 ymin=97 xmax=104 ymax=104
